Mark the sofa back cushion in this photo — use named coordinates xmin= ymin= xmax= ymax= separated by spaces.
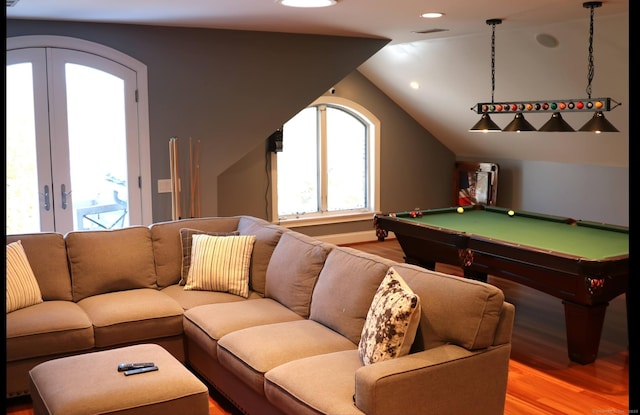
xmin=265 ymin=231 xmax=334 ymax=318
xmin=6 ymin=233 xmax=73 ymax=301
xmin=237 ymin=216 xmax=286 ymax=296
xmin=309 ymin=246 xmax=395 ymax=345
xmin=392 ymin=263 xmax=505 ymax=351
xmin=66 ymin=227 xmax=157 ymax=301
xmin=149 ymin=217 xmax=241 ymax=287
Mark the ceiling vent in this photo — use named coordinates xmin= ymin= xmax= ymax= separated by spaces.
xmin=412 ymin=28 xmax=449 ymax=35
xmin=7 ymin=0 xmax=20 ymax=6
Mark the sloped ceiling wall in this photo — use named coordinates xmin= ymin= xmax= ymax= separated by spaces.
xmin=359 ymin=14 xmax=628 ymax=167
xmin=7 ymin=19 xmax=390 ymax=219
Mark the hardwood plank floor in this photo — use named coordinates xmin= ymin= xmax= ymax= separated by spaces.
xmin=6 ymin=238 xmax=632 ymax=414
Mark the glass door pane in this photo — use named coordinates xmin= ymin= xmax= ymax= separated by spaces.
xmin=6 ymin=48 xmax=55 ymax=234
xmin=6 ymin=62 xmax=41 ymax=233
xmin=64 ymin=63 xmax=130 ymax=230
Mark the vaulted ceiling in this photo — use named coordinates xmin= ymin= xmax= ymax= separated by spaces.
xmin=7 ymin=0 xmax=629 ymax=167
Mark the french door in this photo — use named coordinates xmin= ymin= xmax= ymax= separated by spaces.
xmin=6 ymin=37 xmax=152 ymax=234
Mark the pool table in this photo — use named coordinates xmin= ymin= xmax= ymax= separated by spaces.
xmin=374 ymin=205 xmax=628 ymax=364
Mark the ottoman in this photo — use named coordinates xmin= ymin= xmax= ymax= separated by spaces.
xmin=28 ymin=344 xmax=209 ymax=415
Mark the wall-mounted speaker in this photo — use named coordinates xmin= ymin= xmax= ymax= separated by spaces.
xmin=268 ymin=130 xmax=283 ymax=153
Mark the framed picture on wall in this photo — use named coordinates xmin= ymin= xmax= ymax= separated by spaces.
xmin=453 ymin=162 xmax=499 ymax=206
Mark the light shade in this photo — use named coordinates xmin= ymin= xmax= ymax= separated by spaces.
xmin=502 ymin=112 xmax=537 ymax=132
xmin=538 ymin=112 xmax=575 ymax=132
xmin=578 ymin=111 xmax=619 ymax=133
xmin=277 ymin=0 xmax=337 ymax=7
xmin=469 ymin=113 xmax=502 ymax=132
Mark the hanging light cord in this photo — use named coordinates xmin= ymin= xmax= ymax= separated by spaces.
xmin=585 ymin=4 xmax=595 ymax=99
xmin=490 ymin=20 xmax=497 ymax=104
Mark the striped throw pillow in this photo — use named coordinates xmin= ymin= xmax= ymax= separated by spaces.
xmin=6 ymin=240 xmax=43 ymax=313
xmin=184 ymin=234 xmax=256 ymax=298
xmin=179 ymin=228 xmax=239 ymax=285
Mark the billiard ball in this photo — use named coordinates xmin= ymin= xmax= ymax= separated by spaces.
xmin=410 ymin=211 xmax=417 ymax=218
xmin=456 ymin=207 xmax=464 ymax=214
xmin=416 ymin=210 xmax=423 ymax=217
xmin=507 ymin=210 xmax=515 ymax=217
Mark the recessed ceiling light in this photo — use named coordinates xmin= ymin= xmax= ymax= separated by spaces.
xmin=410 ymin=81 xmax=420 ymax=90
xmin=277 ymin=0 xmax=338 ymax=7
xmin=420 ymin=12 xmax=444 ymax=19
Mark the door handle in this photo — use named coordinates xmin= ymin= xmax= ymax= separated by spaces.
xmin=61 ymin=184 xmax=71 ymax=210
xmin=42 ymin=185 xmax=50 ymax=211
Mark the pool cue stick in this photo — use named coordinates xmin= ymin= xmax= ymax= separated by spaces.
xmin=196 ymin=139 xmax=201 ymax=217
xmin=169 ymin=137 xmax=181 ymax=220
xmin=189 ymin=137 xmax=195 ymax=218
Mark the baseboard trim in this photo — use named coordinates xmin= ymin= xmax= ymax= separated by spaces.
xmin=315 ymin=230 xmax=386 ymax=245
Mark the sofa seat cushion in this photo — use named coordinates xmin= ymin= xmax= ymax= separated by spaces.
xmin=161 ymin=284 xmax=262 ymax=311
xmin=184 ymin=298 xmax=304 ymax=358
xmin=185 ymin=298 xmax=303 ymax=340
xmin=77 ymin=289 xmax=184 ymax=348
xmin=66 ymin=227 xmax=157 ymax=301
xmin=6 ymin=301 xmax=94 ymax=361
xmin=309 ymin=247 xmax=396 ymax=345
xmin=217 ymin=319 xmax=357 ymax=396
xmin=264 ymin=350 xmax=364 ymax=415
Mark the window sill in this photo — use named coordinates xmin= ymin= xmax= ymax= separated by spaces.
xmin=275 ymin=211 xmax=374 ymax=228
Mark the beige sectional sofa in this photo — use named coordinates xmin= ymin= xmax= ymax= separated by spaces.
xmin=6 ymin=215 xmax=515 ymax=415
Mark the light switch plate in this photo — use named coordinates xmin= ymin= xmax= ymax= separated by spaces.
xmin=157 ymin=179 xmax=172 ymax=193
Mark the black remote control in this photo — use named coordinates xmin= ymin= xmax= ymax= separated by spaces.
xmin=123 ymin=365 xmax=158 ymax=376
xmin=117 ymin=362 xmax=155 ymax=372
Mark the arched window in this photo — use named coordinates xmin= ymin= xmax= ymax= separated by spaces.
xmin=272 ymin=97 xmax=380 ymax=226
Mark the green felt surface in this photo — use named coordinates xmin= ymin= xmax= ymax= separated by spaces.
xmin=396 ymin=208 xmax=628 ymax=260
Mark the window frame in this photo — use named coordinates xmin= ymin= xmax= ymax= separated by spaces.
xmin=270 ymin=96 xmax=380 ymax=227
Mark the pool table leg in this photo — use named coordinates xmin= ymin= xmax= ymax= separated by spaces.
xmin=404 ymin=257 xmax=436 ymax=271
xmin=463 ymin=268 xmax=488 ymax=282
xmin=562 ymin=300 xmax=608 ymax=364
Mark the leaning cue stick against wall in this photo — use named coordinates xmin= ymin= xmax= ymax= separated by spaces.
xmin=189 ymin=137 xmax=201 ymax=218
xmin=169 ymin=137 xmax=181 ymax=220
xmin=169 ymin=136 xmax=201 ymax=220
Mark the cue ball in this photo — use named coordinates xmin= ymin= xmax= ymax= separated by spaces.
xmin=456 ymin=207 xmax=464 ymax=214
xmin=508 ymin=210 xmax=515 ymax=216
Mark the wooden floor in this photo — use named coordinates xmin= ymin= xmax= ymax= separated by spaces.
xmin=6 ymin=238 xmax=632 ymax=415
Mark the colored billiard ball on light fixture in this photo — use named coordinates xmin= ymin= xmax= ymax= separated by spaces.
xmin=456 ymin=207 xmax=464 ymax=214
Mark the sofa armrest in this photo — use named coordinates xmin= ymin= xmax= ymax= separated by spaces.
xmin=354 ymin=343 xmax=511 ymax=415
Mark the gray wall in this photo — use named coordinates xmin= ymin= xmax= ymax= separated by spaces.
xmin=462 ymin=157 xmax=628 ymax=226
xmin=7 ymin=18 xmax=628 ymax=236
xmin=218 ymin=70 xmax=456 ymax=236
xmin=7 ymin=19 xmax=392 ymax=232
